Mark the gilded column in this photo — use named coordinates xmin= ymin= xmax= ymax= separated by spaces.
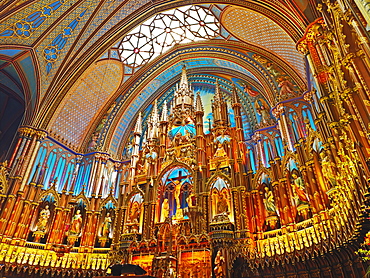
xmin=244 ymin=191 xmax=254 ymax=235
xmin=112 ymin=183 xmax=125 ymax=248
xmin=90 ymin=154 xmax=102 ymax=197
xmin=8 ymin=127 xmax=34 ymax=170
xmin=19 ymin=129 xmax=47 ymax=191
xmin=277 ymin=178 xmax=294 ymax=231
xmin=80 ymin=209 xmax=94 ymax=249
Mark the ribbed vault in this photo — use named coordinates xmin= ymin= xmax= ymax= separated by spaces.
xmin=10 ymin=0 xmax=309 ymax=130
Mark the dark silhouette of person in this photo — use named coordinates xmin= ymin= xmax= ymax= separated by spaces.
xmin=110 ymin=262 xmax=122 ymax=276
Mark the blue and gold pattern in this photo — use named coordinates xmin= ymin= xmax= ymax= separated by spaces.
xmin=74 ymin=0 xmax=150 ymax=61
xmin=0 ymin=0 xmax=65 ymax=38
xmin=43 ymin=9 xmax=87 ymax=74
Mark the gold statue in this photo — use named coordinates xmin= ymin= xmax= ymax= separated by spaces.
xmin=320 ymin=151 xmax=336 ymax=187
xmin=101 ymin=213 xmax=112 ymax=237
xmin=173 ymin=180 xmax=185 ymax=219
xmin=214 ymin=143 xmax=227 ymax=158
xmin=186 ymin=192 xmax=196 ymax=208
xmin=214 ymin=250 xmax=225 ymax=278
xmin=174 ymin=180 xmax=182 ymax=210
xmin=129 ymin=202 xmax=141 ymax=224
xmin=36 ymin=205 xmax=50 ymax=232
xmin=160 ymin=198 xmax=170 ymax=222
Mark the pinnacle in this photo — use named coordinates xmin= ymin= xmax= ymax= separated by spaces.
xmin=196 ymin=92 xmax=204 ymax=112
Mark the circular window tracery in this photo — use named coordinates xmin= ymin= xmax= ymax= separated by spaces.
xmin=116 ymin=5 xmax=219 ymax=69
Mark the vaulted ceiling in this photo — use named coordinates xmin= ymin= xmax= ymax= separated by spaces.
xmin=0 ymin=0 xmax=320 ymax=159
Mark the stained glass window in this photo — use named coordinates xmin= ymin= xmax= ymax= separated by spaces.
xmin=115 ymin=5 xmax=219 ymax=71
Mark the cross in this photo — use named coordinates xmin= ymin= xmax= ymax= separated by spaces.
xmin=169 ymin=169 xmax=188 ymax=184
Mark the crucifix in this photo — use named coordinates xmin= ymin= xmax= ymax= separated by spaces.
xmin=168 ymin=170 xmax=190 ymax=216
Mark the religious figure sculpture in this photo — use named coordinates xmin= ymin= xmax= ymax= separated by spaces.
xmin=180 ymin=130 xmax=192 ymax=144
xmin=69 ymin=210 xmax=83 ymax=236
xmin=214 ymin=143 xmax=227 ymax=158
xmin=171 ymin=133 xmax=182 ymax=147
xmin=320 ymin=151 xmax=336 ymax=187
xmin=263 ymin=187 xmax=279 ymax=229
xmin=263 ymin=187 xmax=277 ymax=216
xmin=101 ymin=213 xmax=112 ymax=237
xmin=174 ymin=180 xmax=182 ymax=210
xmin=291 ymin=173 xmax=309 ymax=206
xmin=124 ymin=141 xmax=133 ymax=159
xmin=173 ymin=180 xmax=185 ymax=219
xmin=95 ymin=116 xmax=107 ymax=134
xmin=87 ymin=133 xmax=99 ymax=151
xmin=186 ymin=192 xmax=196 ymax=208
xmin=243 ymin=84 xmax=259 ymax=97
xmin=129 ymin=202 xmax=141 ymax=224
xmin=216 ymin=193 xmax=229 ymax=215
xmin=160 ymin=198 xmax=170 ymax=222
xmin=36 ymin=205 xmax=50 ymax=232
xmin=277 ymin=77 xmax=296 ymax=97
xmin=214 ymin=250 xmax=225 ymax=278
xmin=256 ymin=104 xmax=270 ymax=125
